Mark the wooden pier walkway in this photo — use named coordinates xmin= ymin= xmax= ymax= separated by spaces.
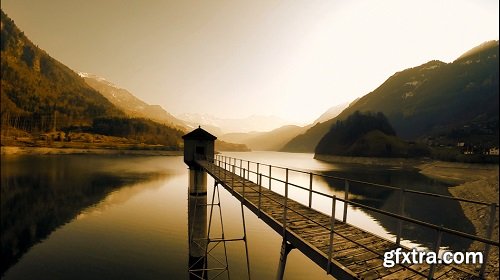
xmin=197 ymin=158 xmax=495 ymax=280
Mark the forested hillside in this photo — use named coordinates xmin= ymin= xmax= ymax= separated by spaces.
xmin=81 ymin=73 xmax=187 ymax=130
xmin=315 ymin=111 xmax=429 ymax=157
xmin=1 ymin=10 xmax=184 ymax=149
xmin=1 ymin=10 xmax=123 ymax=130
xmin=283 ymin=41 xmax=499 ymax=153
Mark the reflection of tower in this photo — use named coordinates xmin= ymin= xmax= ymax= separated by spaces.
xmin=188 ymin=167 xmax=208 ymax=280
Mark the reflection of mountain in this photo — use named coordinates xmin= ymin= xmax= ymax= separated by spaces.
xmin=0 ymin=156 xmax=166 ymax=276
xmin=317 ymin=167 xmax=474 ymax=250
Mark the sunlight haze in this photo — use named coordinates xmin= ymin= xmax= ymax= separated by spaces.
xmin=2 ymin=0 xmax=498 ymax=125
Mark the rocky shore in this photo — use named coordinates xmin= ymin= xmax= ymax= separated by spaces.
xmin=419 ymin=161 xmax=498 ymax=279
xmin=315 ymin=154 xmax=499 ymax=278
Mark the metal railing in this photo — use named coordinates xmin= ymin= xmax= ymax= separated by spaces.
xmin=210 ymin=154 xmax=499 ymax=279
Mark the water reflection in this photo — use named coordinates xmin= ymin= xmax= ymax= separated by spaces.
xmin=188 ymin=168 xmax=208 ymax=279
xmin=317 ymin=166 xmax=475 ymax=250
xmin=221 ymin=152 xmax=475 ymax=252
xmin=0 ymin=152 xmax=478 ymax=279
xmin=0 ymin=155 xmax=168 ymax=276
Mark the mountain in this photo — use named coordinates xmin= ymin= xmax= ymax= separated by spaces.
xmin=456 ymin=40 xmax=499 ymax=61
xmin=215 ymin=139 xmax=251 ymax=152
xmin=315 ymin=111 xmax=429 ymax=157
xmin=221 ymin=125 xmax=307 ymax=151
xmin=0 ymin=10 xmax=184 ymax=148
xmin=313 ymin=102 xmax=350 ymax=124
xmin=283 ymin=41 xmax=499 ymax=153
xmin=1 ymin=10 xmax=123 ymax=129
xmin=177 ymin=113 xmax=291 ymax=134
xmin=80 ymin=73 xmax=187 ymax=130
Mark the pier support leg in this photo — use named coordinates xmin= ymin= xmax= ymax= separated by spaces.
xmin=276 ymin=239 xmax=294 ymax=280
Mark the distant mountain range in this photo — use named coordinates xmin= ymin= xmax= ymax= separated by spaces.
xmin=1 ymin=10 xmax=254 ymax=151
xmin=283 ymin=40 xmax=499 ymax=152
xmin=221 ymin=125 xmax=307 ymax=151
xmin=217 ymin=103 xmax=350 ymax=150
xmin=313 ymin=102 xmax=351 ymax=124
xmin=79 ymin=73 xmax=187 ymax=130
xmin=177 ymin=113 xmax=291 ymax=134
xmin=3 ymin=8 xmax=497 ymax=155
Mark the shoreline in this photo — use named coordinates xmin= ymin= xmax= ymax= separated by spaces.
xmin=314 ymin=154 xmax=430 ymax=168
xmin=1 ymin=146 xmax=183 ymax=156
xmin=315 ymin=153 xmax=499 ymax=278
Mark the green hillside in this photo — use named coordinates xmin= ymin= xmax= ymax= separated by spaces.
xmin=81 ymin=73 xmax=187 ymax=130
xmin=1 ymin=10 xmax=184 ymax=148
xmin=283 ymin=41 xmax=499 ymax=153
xmin=1 ymin=10 xmax=123 ymax=129
xmin=315 ymin=111 xmax=429 ymax=157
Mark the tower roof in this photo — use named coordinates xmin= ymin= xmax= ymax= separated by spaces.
xmin=182 ymin=126 xmax=217 ymax=140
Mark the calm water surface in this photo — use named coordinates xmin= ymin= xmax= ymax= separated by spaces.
xmin=1 ymin=152 xmax=472 ymax=279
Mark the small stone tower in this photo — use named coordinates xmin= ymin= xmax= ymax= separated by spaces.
xmin=183 ymin=126 xmax=216 ymax=278
xmin=182 ymin=126 xmax=217 ymax=167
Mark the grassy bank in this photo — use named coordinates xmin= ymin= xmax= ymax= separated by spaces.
xmin=1 ymin=146 xmax=183 ymax=156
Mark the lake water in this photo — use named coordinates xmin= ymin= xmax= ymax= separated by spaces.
xmin=1 ymin=152 xmax=473 ymax=279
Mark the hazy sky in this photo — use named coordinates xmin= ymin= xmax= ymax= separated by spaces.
xmin=2 ymin=0 xmax=499 ymax=124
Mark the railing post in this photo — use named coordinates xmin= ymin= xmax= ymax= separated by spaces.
xmin=231 ymin=165 xmax=235 ymax=191
xmin=283 ymin=168 xmax=289 ymax=237
xmin=243 ymin=169 xmax=246 ymax=199
xmin=247 ymin=161 xmax=250 ymax=180
xmin=258 ymin=173 xmax=262 ymax=217
xmin=479 ymin=203 xmax=497 ymax=278
xmin=240 ymin=159 xmax=242 ymax=177
xmin=257 ymin=163 xmax=260 ymax=184
xmin=428 ymin=225 xmax=443 ymax=280
xmin=343 ymin=180 xmax=349 ymax=223
xmin=224 ymin=161 xmax=227 ymax=181
xmin=396 ymin=188 xmax=405 ymax=246
xmin=327 ymin=195 xmax=336 ymax=274
xmin=269 ymin=165 xmax=272 ymax=191
xmin=308 ymin=172 xmax=313 ymax=208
